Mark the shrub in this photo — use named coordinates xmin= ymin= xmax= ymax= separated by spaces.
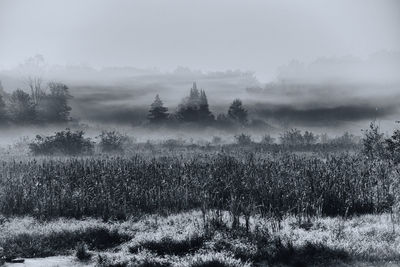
xmin=362 ymin=122 xmax=385 ymax=159
xmin=260 ymin=134 xmax=275 ymax=145
xmin=234 ymin=133 xmax=252 ymax=145
xmin=330 ymin=132 xmax=358 ymax=147
xmin=29 ymin=129 xmax=94 ymax=155
xmin=98 ymin=130 xmax=129 ymax=153
xmin=280 ymin=129 xmax=304 ymax=146
xmin=385 ymin=129 xmax=400 ymax=163
xmin=303 ymin=130 xmax=317 ymax=145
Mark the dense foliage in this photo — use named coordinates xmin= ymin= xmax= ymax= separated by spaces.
xmin=29 ymin=129 xmax=94 ymax=155
xmin=98 ymin=130 xmax=129 ymax=153
xmin=0 ymin=81 xmax=72 ymax=126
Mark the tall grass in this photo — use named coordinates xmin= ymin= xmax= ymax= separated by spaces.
xmin=0 ymin=151 xmax=396 ymax=221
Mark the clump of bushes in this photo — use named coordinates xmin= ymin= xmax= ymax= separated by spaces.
xmin=29 ymin=129 xmax=94 ymax=155
xmin=234 ymin=133 xmax=252 ymax=145
xmin=98 ymin=130 xmax=129 ymax=153
xmin=260 ymin=134 xmax=275 ymax=145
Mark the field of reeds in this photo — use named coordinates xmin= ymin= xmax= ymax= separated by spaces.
xmin=0 ymin=151 xmax=397 ymax=222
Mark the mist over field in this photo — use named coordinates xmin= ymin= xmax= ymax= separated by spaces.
xmin=1 ymin=0 xmax=399 ymax=146
xmin=1 ymin=50 xmax=399 ymax=145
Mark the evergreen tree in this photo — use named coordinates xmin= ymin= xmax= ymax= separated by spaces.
xmin=188 ymin=82 xmax=200 ymax=106
xmin=177 ymin=82 xmax=214 ymax=123
xmin=198 ymin=90 xmax=214 ymax=122
xmin=228 ymin=99 xmax=248 ymax=124
xmin=148 ymin=94 xmax=169 ymax=123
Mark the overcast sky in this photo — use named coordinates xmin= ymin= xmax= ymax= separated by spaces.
xmin=0 ymin=0 xmax=399 ymax=82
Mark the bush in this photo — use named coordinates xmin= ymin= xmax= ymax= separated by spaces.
xmin=29 ymin=129 xmax=94 ymax=155
xmin=362 ymin=122 xmax=385 ymax=159
xmin=98 ymin=130 xmax=129 ymax=153
xmin=260 ymin=134 xmax=275 ymax=145
xmin=280 ymin=129 xmax=303 ymax=146
xmin=330 ymin=132 xmax=358 ymax=147
xmin=212 ymin=136 xmax=222 ymax=145
xmin=234 ymin=133 xmax=252 ymax=145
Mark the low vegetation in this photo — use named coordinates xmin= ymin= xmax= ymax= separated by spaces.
xmin=0 ymin=217 xmax=129 ymax=260
xmin=1 ymin=212 xmax=399 ymax=266
xmin=0 ymin=122 xmax=399 ymax=266
xmin=29 ymin=128 xmax=94 ymax=155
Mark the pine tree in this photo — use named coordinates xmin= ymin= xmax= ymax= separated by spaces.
xmin=198 ymin=90 xmax=214 ymax=122
xmin=177 ymin=82 xmax=214 ymax=123
xmin=228 ymin=99 xmax=248 ymax=124
xmin=148 ymin=94 xmax=169 ymax=123
xmin=188 ymin=82 xmax=200 ymax=107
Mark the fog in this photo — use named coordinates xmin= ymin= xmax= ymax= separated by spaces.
xmin=1 ymin=0 xmax=399 ymax=144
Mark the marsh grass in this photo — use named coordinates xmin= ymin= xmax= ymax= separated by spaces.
xmin=129 ymin=233 xmax=207 ymax=256
xmin=0 ymin=151 xmax=395 ymax=221
xmin=0 ymin=217 xmax=131 ymax=259
xmin=1 ymin=212 xmax=399 ymax=266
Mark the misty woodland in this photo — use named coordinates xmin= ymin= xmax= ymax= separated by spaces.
xmin=1 ymin=0 xmax=400 ymax=267
xmin=0 ymin=81 xmax=248 ymax=128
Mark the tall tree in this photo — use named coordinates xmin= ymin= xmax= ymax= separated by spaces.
xmin=188 ymin=82 xmax=200 ymax=106
xmin=27 ymin=76 xmax=44 ymax=105
xmin=228 ymin=99 xmax=248 ymax=124
xmin=37 ymin=82 xmax=72 ymax=122
xmin=177 ymin=82 xmax=214 ymax=123
xmin=198 ymin=90 xmax=214 ymax=122
xmin=148 ymin=94 xmax=169 ymax=123
xmin=8 ymin=89 xmax=36 ymax=123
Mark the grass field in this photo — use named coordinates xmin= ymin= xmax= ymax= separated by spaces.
xmin=0 ymin=129 xmax=399 ymax=266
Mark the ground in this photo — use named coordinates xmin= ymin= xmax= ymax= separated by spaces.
xmin=1 ymin=211 xmax=400 ymax=266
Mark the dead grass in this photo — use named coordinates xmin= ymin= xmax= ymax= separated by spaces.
xmin=1 ymin=211 xmax=400 ymax=266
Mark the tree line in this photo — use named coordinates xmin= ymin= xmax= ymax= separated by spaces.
xmin=0 ymin=80 xmax=249 ymax=127
xmin=148 ymin=82 xmax=248 ymax=127
xmin=0 ymin=79 xmax=72 ymax=125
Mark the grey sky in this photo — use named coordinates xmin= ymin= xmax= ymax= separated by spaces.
xmin=0 ymin=0 xmax=399 ymax=82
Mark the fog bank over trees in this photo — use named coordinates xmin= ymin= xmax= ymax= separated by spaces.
xmin=0 ymin=52 xmax=399 ymax=133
